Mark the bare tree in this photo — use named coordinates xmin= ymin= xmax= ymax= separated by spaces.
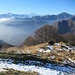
xmin=34 ymin=25 xmax=57 ymax=43
xmin=24 ymin=36 xmax=39 ymax=46
xmin=64 ymin=33 xmax=75 ymax=46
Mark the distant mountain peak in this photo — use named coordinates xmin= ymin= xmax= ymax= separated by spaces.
xmin=58 ymin=12 xmax=73 ymax=17
xmin=60 ymin=12 xmax=69 ymax=14
xmin=7 ymin=13 xmax=13 ymax=15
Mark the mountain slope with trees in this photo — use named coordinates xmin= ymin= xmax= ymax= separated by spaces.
xmin=23 ymin=17 xmax=75 ymax=46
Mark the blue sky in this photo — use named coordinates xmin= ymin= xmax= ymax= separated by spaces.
xmin=0 ymin=0 xmax=75 ymax=15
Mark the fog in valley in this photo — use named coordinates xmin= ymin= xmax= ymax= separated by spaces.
xmin=0 ymin=18 xmax=48 ymax=45
xmin=0 ymin=18 xmax=38 ymax=45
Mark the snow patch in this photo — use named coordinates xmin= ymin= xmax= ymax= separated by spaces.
xmin=47 ymin=45 xmax=53 ymax=50
xmin=38 ymin=49 xmax=51 ymax=53
xmin=0 ymin=59 xmax=75 ymax=75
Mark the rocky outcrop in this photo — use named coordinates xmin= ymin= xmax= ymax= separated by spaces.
xmin=53 ymin=16 xmax=75 ymax=34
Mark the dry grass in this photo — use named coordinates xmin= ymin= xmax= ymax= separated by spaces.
xmin=0 ymin=69 xmax=38 ymax=75
xmin=0 ymin=47 xmax=19 ymax=53
xmin=53 ymin=46 xmax=61 ymax=50
xmin=0 ymin=42 xmax=75 ymax=63
xmin=23 ymin=43 xmax=48 ymax=54
xmin=52 ymin=49 xmax=75 ymax=62
xmin=0 ymin=43 xmax=48 ymax=54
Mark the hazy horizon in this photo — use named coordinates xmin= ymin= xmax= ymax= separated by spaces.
xmin=0 ymin=12 xmax=74 ymax=16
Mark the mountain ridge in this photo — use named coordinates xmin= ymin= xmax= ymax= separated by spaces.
xmin=0 ymin=12 xmax=74 ymax=45
xmin=53 ymin=16 xmax=75 ymax=34
xmin=0 ymin=12 xmax=73 ymax=19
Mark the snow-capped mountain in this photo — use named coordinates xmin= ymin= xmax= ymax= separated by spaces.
xmin=0 ymin=12 xmax=73 ymax=19
xmin=0 ymin=13 xmax=38 ymax=18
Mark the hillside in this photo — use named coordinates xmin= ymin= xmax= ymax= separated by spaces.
xmin=53 ymin=16 xmax=75 ymax=34
xmin=0 ymin=39 xmax=14 ymax=49
xmin=22 ymin=18 xmax=75 ymax=46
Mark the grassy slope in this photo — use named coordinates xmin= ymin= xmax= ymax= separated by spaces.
xmin=0 ymin=69 xmax=38 ymax=75
xmin=0 ymin=42 xmax=75 ymax=65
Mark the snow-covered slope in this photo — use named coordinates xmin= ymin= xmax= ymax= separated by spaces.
xmin=0 ymin=59 xmax=75 ymax=75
